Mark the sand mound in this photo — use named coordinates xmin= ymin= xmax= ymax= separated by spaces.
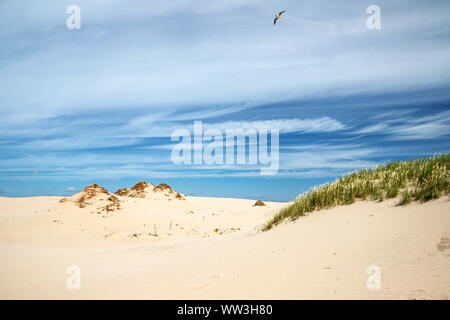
xmin=129 ymin=181 xmax=155 ymax=198
xmin=104 ymin=195 xmax=120 ymax=212
xmin=63 ymin=184 xmax=121 ymax=213
xmin=175 ymin=192 xmax=186 ymax=200
xmin=153 ymin=183 xmax=174 ymax=194
xmin=114 ymin=181 xmax=155 ymax=198
xmin=77 ymin=184 xmax=109 ymax=207
xmin=114 ymin=181 xmax=186 ymax=200
xmin=114 ymin=188 xmax=129 ymax=196
xmin=253 ymin=200 xmax=266 ymax=206
xmin=153 ymin=183 xmax=187 ymax=200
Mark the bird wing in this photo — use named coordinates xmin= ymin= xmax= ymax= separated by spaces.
xmin=274 ymin=16 xmax=278 ymax=25
xmin=279 ymin=10 xmax=286 ymax=16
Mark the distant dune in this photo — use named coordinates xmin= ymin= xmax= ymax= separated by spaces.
xmin=0 ymin=181 xmax=283 ymax=248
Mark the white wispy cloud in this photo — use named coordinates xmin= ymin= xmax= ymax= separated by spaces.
xmin=354 ymin=123 xmax=389 ymax=134
xmin=354 ymin=110 xmax=450 ymax=140
xmin=202 ymin=118 xmax=346 ymax=133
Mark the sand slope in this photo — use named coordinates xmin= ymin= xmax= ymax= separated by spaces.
xmin=0 ymin=195 xmax=449 ymax=299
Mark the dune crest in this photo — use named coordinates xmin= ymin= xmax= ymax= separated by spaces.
xmin=114 ymin=181 xmax=154 ymax=198
xmin=114 ymin=181 xmax=186 ymax=201
xmin=60 ymin=183 xmax=121 ymax=213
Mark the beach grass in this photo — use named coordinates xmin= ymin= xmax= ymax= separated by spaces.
xmin=263 ymin=154 xmax=450 ymax=231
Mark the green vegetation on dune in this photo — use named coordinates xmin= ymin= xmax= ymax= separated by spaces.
xmin=264 ymin=154 xmax=450 ymax=231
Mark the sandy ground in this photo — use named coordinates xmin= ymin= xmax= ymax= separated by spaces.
xmin=0 ymin=191 xmax=449 ymax=299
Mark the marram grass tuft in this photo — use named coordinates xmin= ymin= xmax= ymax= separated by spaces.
xmin=264 ymin=154 xmax=450 ymax=231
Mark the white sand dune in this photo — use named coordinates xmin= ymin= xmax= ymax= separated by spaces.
xmin=0 ymin=191 xmax=449 ymax=299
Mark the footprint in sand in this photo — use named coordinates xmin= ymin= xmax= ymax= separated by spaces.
xmin=211 ymin=273 xmax=224 ymax=279
xmin=194 ymin=273 xmax=224 ymax=290
xmin=437 ymin=237 xmax=450 ymax=259
xmin=194 ymin=282 xmax=210 ymax=290
xmin=437 ymin=237 xmax=450 ymax=251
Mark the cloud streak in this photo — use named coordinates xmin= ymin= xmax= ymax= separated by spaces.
xmin=355 ymin=110 xmax=450 ymax=140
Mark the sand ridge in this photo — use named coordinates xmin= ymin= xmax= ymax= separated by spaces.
xmin=113 ymin=181 xmax=186 ymax=201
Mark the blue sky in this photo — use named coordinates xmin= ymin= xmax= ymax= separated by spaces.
xmin=1 ymin=0 xmax=450 ymax=201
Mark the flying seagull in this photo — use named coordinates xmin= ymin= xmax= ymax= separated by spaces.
xmin=273 ymin=10 xmax=286 ymax=25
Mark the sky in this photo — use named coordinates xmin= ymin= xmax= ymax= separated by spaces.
xmin=1 ymin=0 xmax=450 ymax=201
